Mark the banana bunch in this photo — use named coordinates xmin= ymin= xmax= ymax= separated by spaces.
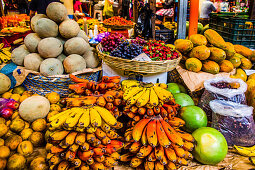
xmin=122 ymin=81 xmax=174 ymax=108
xmin=49 ymin=106 xmax=120 ymax=132
xmin=234 ymin=145 xmax=255 ymax=157
xmin=0 ymin=43 xmax=11 ymax=63
xmin=122 ymin=116 xmax=194 ymax=169
xmin=46 ymin=130 xmax=123 ymax=170
xmin=123 ymin=101 xmax=180 ymax=122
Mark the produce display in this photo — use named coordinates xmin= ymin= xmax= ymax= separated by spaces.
xmin=86 ymin=18 xmax=107 ymax=33
xmin=103 ymin=16 xmax=134 ymax=26
xmin=0 ymin=14 xmax=30 ymax=29
xmin=0 ymin=45 xmax=12 ymax=64
xmin=100 ymin=32 xmax=125 ymax=53
xmin=11 ymin=2 xmax=99 ymax=76
xmin=175 ymin=29 xmax=255 ymax=74
xmin=110 ymin=41 xmax=143 ymax=59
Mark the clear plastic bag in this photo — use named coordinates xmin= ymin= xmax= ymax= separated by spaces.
xmin=210 ymin=100 xmax=255 ymax=146
xmin=198 ymin=77 xmax=247 ymax=120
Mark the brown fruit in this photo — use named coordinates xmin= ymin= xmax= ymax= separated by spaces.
xmin=17 ymin=141 xmax=33 ymax=156
xmin=0 ymin=158 xmax=7 ymax=169
xmin=30 ymin=156 xmax=48 ymax=170
xmin=31 ymin=119 xmax=47 ymax=132
xmin=0 ymin=146 xmax=10 ymax=158
xmin=7 ymin=154 xmax=26 ymax=170
xmin=29 ymin=132 xmax=44 ymax=146
xmin=10 ymin=119 xmax=25 ymax=133
xmin=20 ymin=128 xmax=33 ymax=140
xmin=0 ymin=124 xmax=8 ymax=137
xmin=5 ymin=135 xmax=22 ymax=150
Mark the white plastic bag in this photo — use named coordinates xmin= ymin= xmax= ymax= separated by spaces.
xmin=198 ymin=77 xmax=247 ymax=120
xmin=210 ymin=100 xmax=255 ymax=146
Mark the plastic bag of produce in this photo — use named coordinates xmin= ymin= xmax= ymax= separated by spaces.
xmin=198 ymin=77 xmax=247 ymax=120
xmin=210 ymin=100 xmax=255 ymax=146
xmin=95 ymin=32 xmax=110 ymax=42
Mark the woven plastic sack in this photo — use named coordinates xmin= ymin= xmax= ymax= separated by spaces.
xmin=210 ymin=100 xmax=255 ymax=146
xmin=198 ymin=77 xmax=247 ymax=120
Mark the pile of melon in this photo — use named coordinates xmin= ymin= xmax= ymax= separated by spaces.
xmin=11 ymin=2 xmax=99 ymax=76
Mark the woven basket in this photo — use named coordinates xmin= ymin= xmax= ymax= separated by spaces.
xmin=22 ymin=68 xmax=101 ymax=97
xmin=103 ymin=23 xmax=135 ymax=30
xmin=96 ymin=44 xmax=181 ymax=74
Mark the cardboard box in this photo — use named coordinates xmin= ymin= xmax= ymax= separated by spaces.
xmin=102 ymin=62 xmax=167 ymax=83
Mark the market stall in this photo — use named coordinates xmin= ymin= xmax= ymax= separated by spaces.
xmin=0 ymin=0 xmax=255 ymax=170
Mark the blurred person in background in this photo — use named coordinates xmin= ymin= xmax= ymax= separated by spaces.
xmin=199 ymin=0 xmax=216 ymax=26
xmin=103 ymin=0 xmax=114 ymax=19
xmin=220 ymin=0 xmax=229 ymax=12
xmin=29 ymin=0 xmax=60 ymax=18
xmin=73 ymin=0 xmax=82 ymax=13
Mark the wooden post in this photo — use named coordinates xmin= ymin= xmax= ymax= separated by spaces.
xmin=188 ymin=0 xmax=199 ymax=36
xmin=149 ymin=0 xmax=156 ymax=39
xmin=133 ymin=0 xmax=138 ymax=22
xmin=250 ymin=0 xmax=255 ymax=19
xmin=177 ymin=0 xmax=188 ymax=39
xmin=62 ymin=0 xmax=74 ymax=16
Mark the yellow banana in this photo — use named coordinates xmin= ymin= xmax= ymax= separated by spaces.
xmin=130 ymin=157 xmax=143 ymax=168
xmin=144 ymin=161 xmax=155 ymax=170
xmin=101 ymin=136 xmax=111 ymax=145
xmin=104 ymin=156 xmax=118 ymax=167
xmin=149 ymin=87 xmax=159 ymax=107
xmin=120 ymin=153 xmax=134 ymax=162
xmin=75 ymin=133 xmax=86 ymax=145
xmin=106 ymin=129 xmax=119 ymax=139
xmin=101 ymin=119 xmax=111 ymax=132
xmin=123 ymin=86 xmax=143 ymax=101
xmin=137 ymin=145 xmax=153 ymax=158
xmin=129 ymin=142 xmax=142 ymax=153
xmin=127 ymin=88 xmax=146 ymax=105
xmin=95 ymin=128 xmax=107 ymax=140
xmin=89 ymin=108 xmax=102 ymax=127
xmin=49 ymin=155 xmax=61 ymax=165
xmin=93 ymin=106 xmax=117 ymax=126
xmin=80 ymin=142 xmax=90 ymax=151
xmin=72 ymin=158 xmax=82 ymax=168
xmin=49 ymin=130 xmax=69 ymax=141
xmin=153 ymin=85 xmax=173 ymax=102
xmin=69 ymin=144 xmax=79 ymax=152
xmin=49 ymin=109 xmax=71 ymax=122
xmin=65 ymin=132 xmax=78 ymax=146
xmin=64 ymin=108 xmax=84 ymax=128
xmin=136 ymin=88 xmax=150 ymax=107
xmin=111 ymin=152 xmax=120 ymax=160
xmin=77 ymin=108 xmax=90 ymax=128
xmin=234 ymin=145 xmax=255 ymax=156
xmin=49 ymin=112 xmax=71 ymax=130
xmin=86 ymin=125 xmax=97 ymax=133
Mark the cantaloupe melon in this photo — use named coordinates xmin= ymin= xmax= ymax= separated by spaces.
xmin=57 ymin=54 xmax=66 ymax=62
xmin=83 ymin=47 xmax=99 ymax=68
xmin=24 ymin=33 xmax=41 ymax=53
xmin=0 ymin=73 xmax=11 ymax=94
xmin=77 ymin=30 xmax=89 ymax=43
xmin=63 ymin=54 xmax=86 ymax=73
xmin=59 ymin=20 xmax=80 ymax=39
xmin=11 ymin=45 xmax=30 ymax=66
xmin=38 ymin=38 xmax=63 ymax=58
xmin=35 ymin=18 xmax=58 ymax=38
xmin=19 ymin=96 xmax=50 ymax=122
xmin=24 ymin=53 xmax=43 ymax=72
xmin=46 ymin=2 xmax=68 ymax=23
xmin=40 ymin=58 xmax=64 ymax=76
xmin=31 ymin=14 xmax=47 ymax=32
xmin=64 ymin=37 xmax=89 ymax=55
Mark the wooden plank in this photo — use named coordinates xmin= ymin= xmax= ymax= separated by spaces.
xmin=250 ymin=0 xmax=255 ymax=19
xmin=133 ymin=0 xmax=138 ymax=22
xmin=149 ymin=0 xmax=156 ymax=39
xmin=177 ymin=0 xmax=188 ymax=39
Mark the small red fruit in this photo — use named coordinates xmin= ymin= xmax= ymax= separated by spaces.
xmin=1 ymin=107 xmax=13 ymax=119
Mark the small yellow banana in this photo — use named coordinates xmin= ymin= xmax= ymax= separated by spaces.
xmin=136 ymin=88 xmax=150 ymax=107
xmin=89 ymin=108 xmax=102 ymax=127
xmin=77 ymin=108 xmax=90 ymax=128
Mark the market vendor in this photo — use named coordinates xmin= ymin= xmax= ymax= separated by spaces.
xmin=199 ymin=0 xmax=217 ymax=26
xmin=29 ymin=0 xmax=61 ymax=18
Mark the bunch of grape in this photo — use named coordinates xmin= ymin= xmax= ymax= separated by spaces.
xmin=210 ymin=82 xmax=236 ymax=89
xmin=130 ymin=37 xmax=147 ymax=46
xmin=101 ymin=32 xmax=125 ymax=53
xmin=110 ymin=41 xmax=143 ymax=59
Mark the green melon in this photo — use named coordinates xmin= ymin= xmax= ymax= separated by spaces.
xmin=11 ymin=45 xmax=30 ymax=66
xmin=0 ymin=73 xmax=11 ymax=94
xmin=63 ymin=54 xmax=86 ymax=73
xmin=59 ymin=20 xmax=80 ymax=39
xmin=38 ymin=37 xmax=63 ymax=58
xmin=24 ymin=33 xmax=41 ymax=53
xmin=34 ymin=18 xmax=58 ymax=38
xmin=24 ymin=53 xmax=43 ymax=72
xmin=64 ymin=37 xmax=89 ymax=55
xmin=173 ymin=93 xmax=194 ymax=107
xmin=30 ymin=14 xmax=48 ymax=32
xmin=46 ymin=2 xmax=67 ymax=23
xmin=40 ymin=58 xmax=64 ymax=76
xmin=83 ymin=47 xmax=99 ymax=68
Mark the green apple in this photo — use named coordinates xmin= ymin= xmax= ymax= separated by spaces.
xmin=167 ymin=83 xmax=181 ymax=94
xmin=173 ymin=93 xmax=194 ymax=107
